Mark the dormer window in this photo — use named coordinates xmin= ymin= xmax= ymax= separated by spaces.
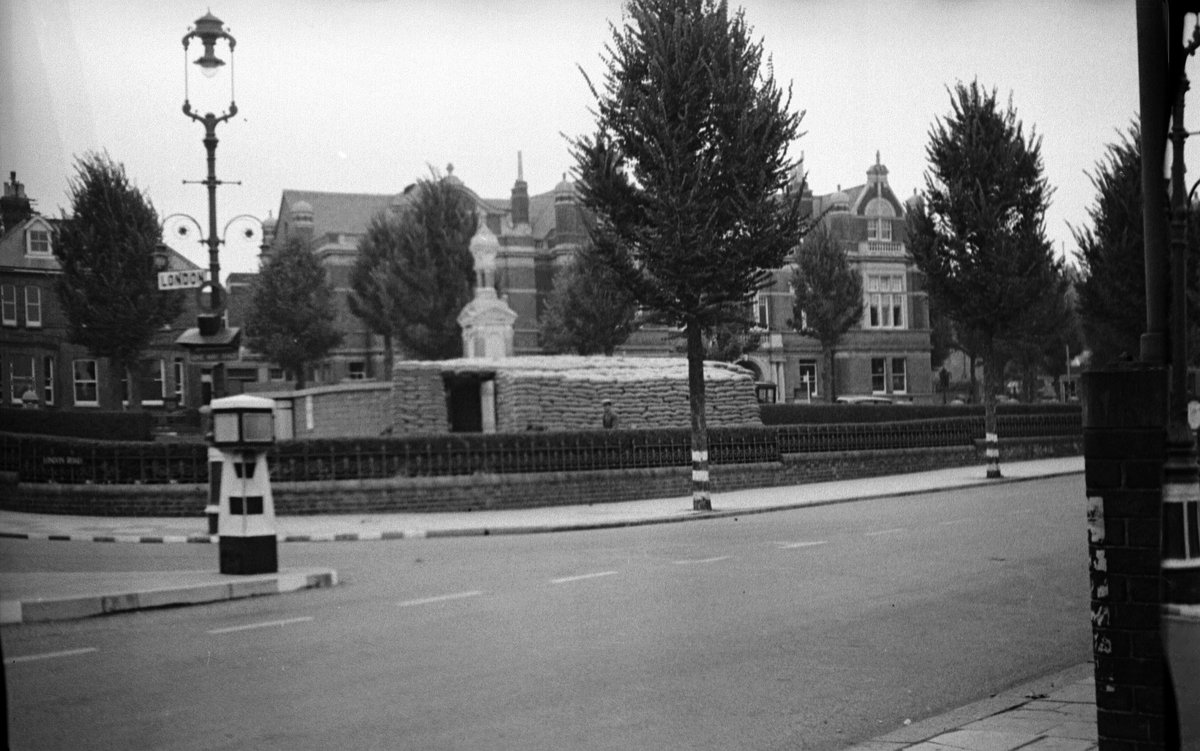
xmin=26 ymin=222 xmax=52 ymax=256
xmin=867 ymin=218 xmax=892 ymax=242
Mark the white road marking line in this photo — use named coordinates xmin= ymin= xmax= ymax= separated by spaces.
xmin=939 ymin=519 xmax=972 ymax=526
xmin=777 ymin=541 xmax=828 ymax=549
xmin=672 ymin=556 xmax=731 ymax=565
xmin=207 ymin=616 xmax=313 ymax=635
xmin=398 ymin=591 xmax=483 ymax=607
xmin=864 ymin=528 xmax=907 ymax=536
xmin=551 ymin=571 xmax=618 ymax=584
xmin=4 ymin=647 xmax=97 ymax=665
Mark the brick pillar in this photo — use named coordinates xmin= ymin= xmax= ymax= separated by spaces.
xmin=1083 ymin=368 xmax=1170 ymax=751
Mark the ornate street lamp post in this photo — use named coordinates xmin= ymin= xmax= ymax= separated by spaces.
xmin=175 ymin=11 xmax=244 ymax=402
xmin=181 ymin=11 xmax=237 ymax=328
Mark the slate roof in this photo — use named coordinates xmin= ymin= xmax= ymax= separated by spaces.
xmin=0 ymin=216 xmax=61 ymax=272
xmin=277 ymin=190 xmax=394 ymax=239
xmin=272 ymin=181 xmax=573 ymax=250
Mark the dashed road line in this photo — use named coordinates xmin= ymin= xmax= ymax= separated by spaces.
xmin=398 ymin=591 xmax=483 ymax=607
xmin=672 ymin=556 xmax=731 ymax=565
xmin=939 ymin=518 xmax=973 ymax=526
xmin=864 ymin=528 xmax=907 ymax=537
xmin=776 ymin=541 xmax=828 ymax=549
xmin=4 ymin=647 xmax=97 ymax=665
xmin=551 ymin=571 xmax=618 ymax=584
xmin=207 ymin=616 xmax=313 ymax=635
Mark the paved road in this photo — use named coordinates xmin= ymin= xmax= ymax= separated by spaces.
xmin=2 ymin=475 xmax=1090 ymax=751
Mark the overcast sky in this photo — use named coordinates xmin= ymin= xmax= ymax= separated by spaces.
xmin=2 ymin=0 xmax=1145 ymax=279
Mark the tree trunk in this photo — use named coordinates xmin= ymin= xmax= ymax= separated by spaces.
xmin=981 ymin=342 xmax=1001 ymax=479
xmin=383 ymin=336 xmax=395 ymax=381
xmin=109 ymin=358 xmax=135 ymax=411
xmin=823 ymin=345 xmax=835 ymax=403
xmin=968 ymin=355 xmax=979 ymax=404
xmin=687 ymin=322 xmax=712 ymax=512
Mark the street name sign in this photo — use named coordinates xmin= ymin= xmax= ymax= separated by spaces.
xmin=158 ymin=269 xmax=210 ymax=291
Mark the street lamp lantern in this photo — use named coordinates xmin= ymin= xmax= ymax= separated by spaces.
xmin=183 ymin=12 xmax=236 ymax=89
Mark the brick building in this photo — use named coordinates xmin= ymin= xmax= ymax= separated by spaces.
xmin=250 ymin=157 xmax=588 ymax=384
xmin=219 ymin=152 xmax=930 ymax=404
xmin=0 ymin=172 xmax=214 ymax=412
xmin=627 ymin=154 xmax=933 ymax=403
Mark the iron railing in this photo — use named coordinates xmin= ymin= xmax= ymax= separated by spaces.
xmin=0 ymin=413 xmax=1080 ymax=486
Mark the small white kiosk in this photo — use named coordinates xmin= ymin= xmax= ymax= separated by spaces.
xmin=210 ymin=395 xmax=278 ymax=575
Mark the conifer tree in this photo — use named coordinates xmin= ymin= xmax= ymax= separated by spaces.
xmin=245 ymin=238 xmax=342 ymax=389
xmin=908 ymin=81 xmax=1060 ymax=478
xmin=55 ymin=152 xmax=182 ymax=409
xmin=574 ymin=0 xmax=808 ymax=510
xmin=540 ymin=239 xmax=639 ymax=356
xmin=790 ymin=225 xmax=863 ymax=401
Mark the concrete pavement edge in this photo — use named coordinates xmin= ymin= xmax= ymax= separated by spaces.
xmin=0 ymin=568 xmax=338 ymax=625
xmin=0 ymin=465 xmax=1085 ymax=543
xmin=839 ymin=662 xmax=1096 ymax=751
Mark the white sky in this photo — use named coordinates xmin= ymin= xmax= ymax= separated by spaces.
xmin=1 ymin=0 xmax=1145 ymax=279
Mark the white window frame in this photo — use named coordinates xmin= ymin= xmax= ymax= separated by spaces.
xmin=24 ymin=286 xmax=41 ymax=328
xmin=754 ymin=291 xmax=770 ymax=330
xmin=43 ymin=355 xmax=55 ymax=405
xmin=146 ymin=359 xmax=166 ymax=406
xmin=10 ymin=358 xmax=35 ymax=404
xmin=865 ymin=273 xmax=907 ymax=330
xmin=870 ymin=357 xmax=887 ymax=394
xmin=73 ymin=359 xmax=99 ymax=406
xmin=27 ymin=228 xmax=52 ymax=256
xmin=173 ymin=358 xmax=185 ymax=404
xmin=122 ymin=359 xmax=166 ymax=406
xmin=797 ymin=361 xmax=818 ymax=400
xmin=891 ymin=357 xmax=908 ymax=394
xmin=1 ymin=285 xmax=15 ymax=326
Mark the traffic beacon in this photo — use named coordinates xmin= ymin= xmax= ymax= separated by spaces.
xmin=209 ymin=395 xmax=278 ymax=575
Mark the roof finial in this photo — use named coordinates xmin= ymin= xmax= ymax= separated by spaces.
xmin=446 ymin=162 xmax=454 ymax=176
xmin=876 ymin=150 xmax=881 ymax=166
xmin=518 ymin=151 xmax=524 ymax=181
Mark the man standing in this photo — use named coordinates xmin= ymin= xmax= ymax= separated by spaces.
xmin=602 ymin=399 xmax=619 ymax=429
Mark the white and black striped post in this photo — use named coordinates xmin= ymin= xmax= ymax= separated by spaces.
xmin=692 ymin=448 xmax=710 ymax=511
xmin=984 ymin=430 xmax=1001 ymax=479
xmin=1161 ymin=425 xmax=1200 ymax=749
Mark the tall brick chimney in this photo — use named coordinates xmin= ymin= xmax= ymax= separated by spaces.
xmin=1 ymin=172 xmax=34 ymax=235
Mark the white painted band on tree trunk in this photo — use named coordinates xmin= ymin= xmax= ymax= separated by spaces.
xmin=986 ymin=448 xmax=1000 ymax=459
xmin=1163 ymin=483 xmax=1200 ymax=503
xmin=692 ymin=450 xmax=708 ymax=463
xmin=692 ymin=469 xmax=709 ymax=483
xmin=985 ymin=432 xmax=998 ymax=443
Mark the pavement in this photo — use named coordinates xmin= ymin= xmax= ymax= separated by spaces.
xmin=1 ymin=456 xmax=1098 ymax=751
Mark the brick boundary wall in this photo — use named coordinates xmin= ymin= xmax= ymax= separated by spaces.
xmin=1083 ymin=369 xmax=1171 ymax=751
xmin=1 ymin=436 xmax=1080 ymax=517
xmin=254 ymin=382 xmax=394 ymax=439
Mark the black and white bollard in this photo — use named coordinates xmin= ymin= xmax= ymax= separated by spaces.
xmin=210 ymin=395 xmax=278 ymax=575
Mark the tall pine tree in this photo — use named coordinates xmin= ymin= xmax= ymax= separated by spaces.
xmin=573 ymin=0 xmax=808 ymax=510
xmin=245 ymin=238 xmax=342 ymax=389
xmin=55 ymin=152 xmax=182 ymax=409
xmin=908 ymin=81 xmax=1060 ymax=478
xmin=790 ymin=225 xmax=863 ymax=401
xmin=540 ymin=239 xmax=639 ymax=356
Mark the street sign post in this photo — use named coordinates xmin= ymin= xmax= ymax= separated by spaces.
xmin=157 ymin=269 xmax=209 ymax=291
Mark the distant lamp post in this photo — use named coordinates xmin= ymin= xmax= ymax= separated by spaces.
xmin=179 ymin=11 xmax=239 ymax=343
xmin=152 ymin=242 xmax=171 ymax=274
xmin=175 ymin=12 xmax=247 ymax=403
